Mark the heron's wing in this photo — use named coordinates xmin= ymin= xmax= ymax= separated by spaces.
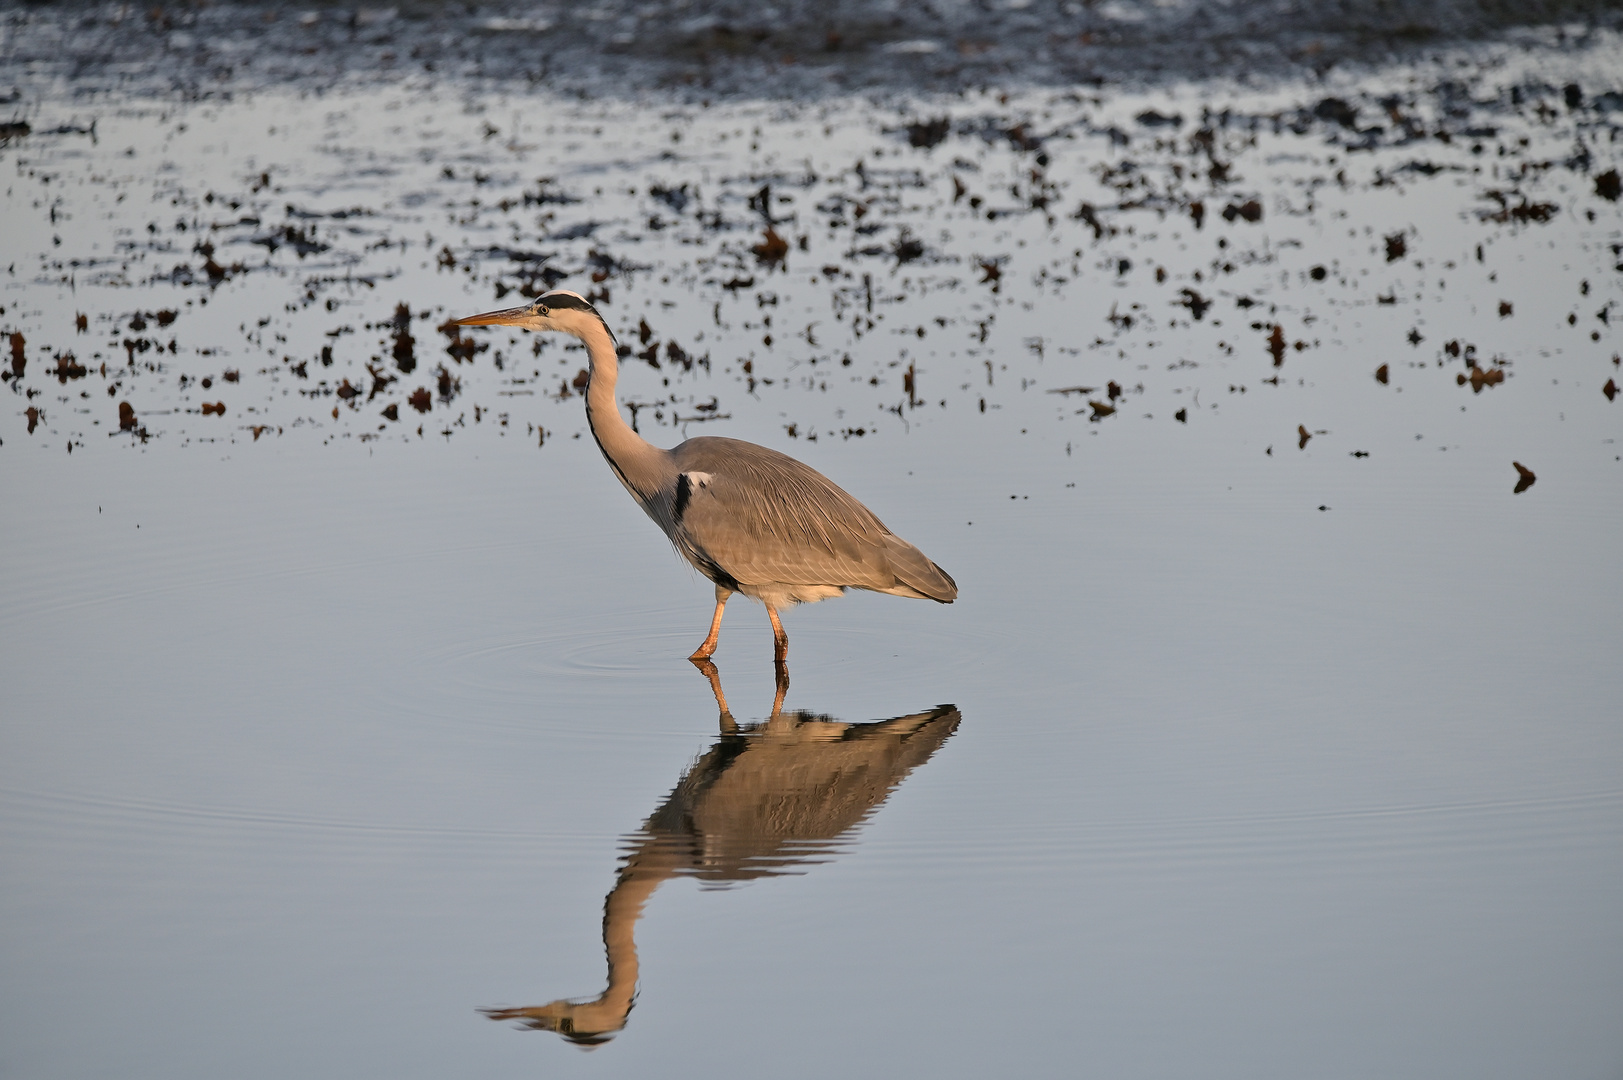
xmin=879 ymin=533 xmax=958 ymax=601
xmin=672 ymin=452 xmax=891 ymax=590
xmin=669 ymin=438 xmax=953 ymax=598
xmin=642 ymin=706 xmax=962 ymax=881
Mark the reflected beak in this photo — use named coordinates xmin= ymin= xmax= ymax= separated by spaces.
xmin=454 ymin=304 xmax=537 ymax=327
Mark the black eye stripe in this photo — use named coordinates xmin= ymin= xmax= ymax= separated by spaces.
xmin=532 ymin=290 xmax=616 ymax=348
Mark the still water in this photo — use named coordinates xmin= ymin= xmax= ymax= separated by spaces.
xmin=3 ymin=28 xmax=1622 ymax=1078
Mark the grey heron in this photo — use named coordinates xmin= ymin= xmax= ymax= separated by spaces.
xmin=454 ymin=290 xmax=957 ymax=662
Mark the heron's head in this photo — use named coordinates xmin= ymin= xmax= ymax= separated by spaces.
xmin=481 ymin=997 xmax=629 ymax=1048
xmin=454 ymin=289 xmax=617 ymax=348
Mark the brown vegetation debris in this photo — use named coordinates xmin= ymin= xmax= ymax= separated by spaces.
xmin=53 ymin=353 xmax=88 ymax=382
xmin=436 ymin=318 xmax=486 ymax=363
xmin=1267 ymin=324 xmax=1286 ymax=366
xmin=366 ymin=363 xmax=396 ymax=399
xmin=1456 ymin=366 xmax=1504 ymax=392
xmin=1221 ymin=199 xmax=1262 ymax=223
xmin=752 ymin=227 xmax=789 ymax=266
xmin=1479 ymin=195 xmax=1558 ymax=224
xmin=1314 ymin=97 xmax=1358 ymax=128
xmin=906 ymin=117 xmax=950 ymax=149
xmin=392 ymin=305 xmax=416 ymax=373
xmin=436 ymin=364 xmax=459 ymax=400
xmin=1177 ymin=288 xmax=1211 ymax=320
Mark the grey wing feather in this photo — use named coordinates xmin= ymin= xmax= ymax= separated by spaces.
xmin=668 ymin=437 xmax=957 ymax=602
xmin=879 ymin=534 xmax=958 ymax=601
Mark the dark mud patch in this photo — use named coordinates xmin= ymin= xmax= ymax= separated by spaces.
xmin=4 ymin=0 xmax=1623 ymax=100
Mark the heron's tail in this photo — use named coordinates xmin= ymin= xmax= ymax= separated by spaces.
xmin=881 ymin=535 xmax=958 ymax=603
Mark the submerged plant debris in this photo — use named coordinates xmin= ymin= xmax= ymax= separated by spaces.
xmin=0 ymin=20 xmax=1619 ymax=497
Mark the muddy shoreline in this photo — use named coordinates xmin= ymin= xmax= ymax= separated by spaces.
xmin=5 ymin=0 xmax=1623 ymax=102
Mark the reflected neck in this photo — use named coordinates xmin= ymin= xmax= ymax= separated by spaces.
xmin=596 ymin=864 xmax=664 ymax=1021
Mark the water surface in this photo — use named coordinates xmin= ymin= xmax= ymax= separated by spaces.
xmin=2 ymin=32 xmax=1622 ymax=1079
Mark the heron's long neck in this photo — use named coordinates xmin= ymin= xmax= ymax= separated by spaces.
xmin=579 ymin=322 xmax=667 ymax=497
xmin=594 ymin=859 xmax=665 ymax=1022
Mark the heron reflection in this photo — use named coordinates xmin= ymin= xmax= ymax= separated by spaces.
xmin=482 ymin=660 xmax=960 ymax=1046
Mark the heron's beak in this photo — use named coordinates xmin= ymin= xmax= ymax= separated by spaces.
xmin=453 ymin=303 xmax=537 ymax=327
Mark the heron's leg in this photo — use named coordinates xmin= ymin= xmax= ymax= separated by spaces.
xmin=766 ymin=604 xmax=788 ymax=663
xmin=771 ymin=659 xmax=789 ymax=717
xmin=689 ymin=585 xmax=731 ymax=661
xmin=688 ymin=657 xmax=738 ymax=733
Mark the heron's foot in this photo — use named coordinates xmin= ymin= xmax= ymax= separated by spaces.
xmin=692 ymin=591 xmax=729 ymax=661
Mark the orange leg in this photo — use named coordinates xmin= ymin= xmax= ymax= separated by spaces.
xmin=689 ymin=586 xmax=731 ymax=661
xmin=771 ymin=658 xmax=789 ymax=717
xmin=688 ymin=657 xmax=738 ymax=732
xmin=766 ymin=604 xmax=788 ymax=663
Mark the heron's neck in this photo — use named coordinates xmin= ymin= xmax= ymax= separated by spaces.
xmin=596 ymin=859 xmax=665 ymax=1021
xmin=578 ymin=321 xmax=666 ymax=497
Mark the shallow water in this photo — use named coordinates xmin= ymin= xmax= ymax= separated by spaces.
xmin=3 ymin=31 xmax=1623 ymax=1079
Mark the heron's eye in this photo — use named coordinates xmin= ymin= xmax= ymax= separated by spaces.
xmin=537 ymin=306 xmax=550 ymax=316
